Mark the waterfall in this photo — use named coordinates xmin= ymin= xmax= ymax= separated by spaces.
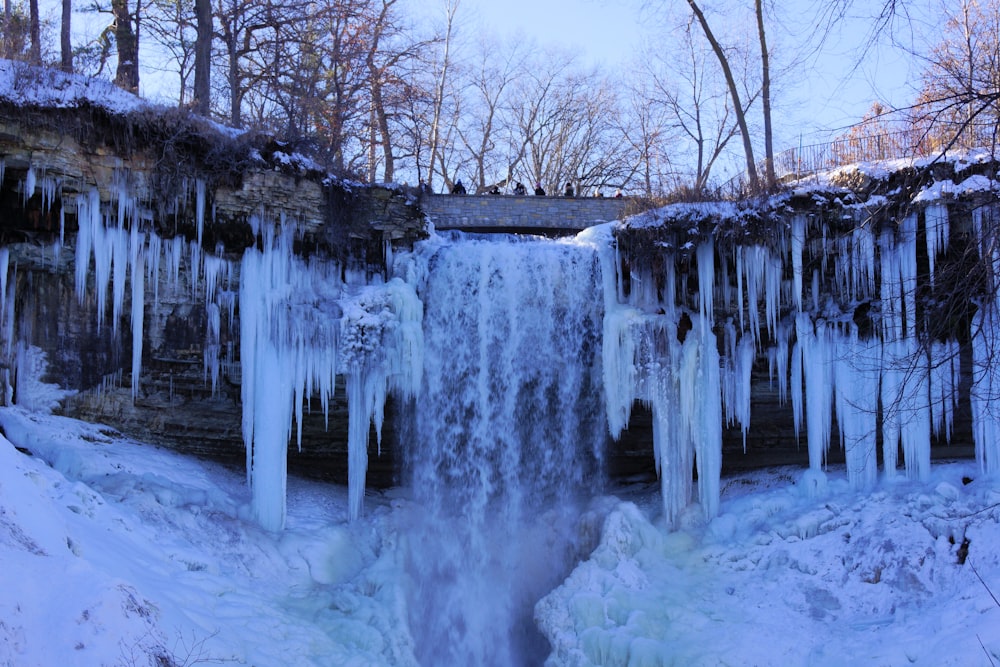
xmin=400 ymin=232 xmax=606 ymax=666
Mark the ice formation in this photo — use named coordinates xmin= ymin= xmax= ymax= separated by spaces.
xmin=400 ymin=232 xmax=605 ymax=665
xmin=972 ymin=204 xmax=1000 ymax=475
xmin=66 ymin=176 xmax=423 ymax=531
xmin=3 ymin=155 xmax=996 ymax=541
xmin=238 ymin=222 xmax=421 ymax=529
xmin=598 ymin=230 xmax=723 ymax=527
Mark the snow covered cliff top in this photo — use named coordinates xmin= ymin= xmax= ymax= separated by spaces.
xmin=0 ymin=59 xmax=146 ymax=114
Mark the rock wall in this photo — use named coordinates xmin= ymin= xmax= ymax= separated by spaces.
xmin=0 ymin=102 xmax=423 ymax=486
xmin=1 ymin=96 xmax=996 ymax=489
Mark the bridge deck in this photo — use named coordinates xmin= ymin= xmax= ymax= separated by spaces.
xmin=419 ymin=193 xmax=629 ymax=234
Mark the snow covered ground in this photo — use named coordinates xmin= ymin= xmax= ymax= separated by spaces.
xmin=2 ymin=405 xmax=999 ymax=666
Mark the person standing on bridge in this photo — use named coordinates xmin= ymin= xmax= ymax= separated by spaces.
xmin=564 ymin=182 xmax=574 ymax=197
xmin=513 ymin=181 xmax=527 ymax=195
xmin=451 ymin=180 xmax=467 ymax=195
xmin=534 ymin=182 xmax=546 ymax=196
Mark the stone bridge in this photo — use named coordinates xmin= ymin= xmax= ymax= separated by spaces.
xmin=419 ymin=193 xmax=630 ymax=234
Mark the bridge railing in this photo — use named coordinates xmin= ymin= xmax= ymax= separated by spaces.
xmin=419 ymin=192 xmax=629 ymax=232
xmin=719 ymin=130 xmax=937 ymax=199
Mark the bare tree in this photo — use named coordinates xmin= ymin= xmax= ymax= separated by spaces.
xmin=141 ymin=0 xmax=196 ymax=104
xmin=755 ymin=0 xmax=775 ymax=189
xmin=193 ymin=0 xmax=210 ymax=113
xmin=684 ymin=0 xmax=759 ymax=192
xmin=28 ymin=0 xmax=40 ymax=64
xmin=639 ymin=23 xmax=743 ymax=196
xmin=112 ymin=0 xmax=140 ymax=92
xmin=214 ymin=0 xmax=275 ymax=127
xmin=61 ymin=0 xmax=72 ymax=71
xmin=1 ymin=1 xmax=33 ymax=61
xmin=363 ymin=0 xmax=435 ymax=183
xmin=507 ymin=49 xmax=630 ymax=196
xmin=910 ymin=0 xmax=1000 ymax=152
xmin=456 ymin=33 xmax=531 ymax=192
xmin=425 ymin=0 xmax=459 ymax=190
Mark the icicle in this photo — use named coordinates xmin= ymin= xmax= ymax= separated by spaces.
xmin=167 ymin=236 xmax=184 ymax=288
xmin=791 ymin=334 xmax=803 ymax=443
xmin=111 ymin=226 xmax=129 ymax=334
xmin=899 ymin=213 xmax=918 ymax=339
xmin=697 ymin=241 xmax=714 ymax=325
xmin=771 ymin=322 xmax=790 ymax=404
xmin=925 ymin=203 xmax=949 ymax=289
xmin=129 ymin=226 xmax=145 ymax=400
xmin=191 ymin=180 xmax=206 ymax=291
xmin=879 ymin=230 xmax=902 ymax=341
xmin=735 ymin=246 xmax=745 ymax=332
xmin=972 ymin=306 xmax=1000 ymax=474
xmin=0 ymin=248 xmax=8 ymax=321
xmin=691 ymin=318 xmax=722 ymax=520
xmin=851 ymin=224 xmax=876 ymax=302
xmin=40 ymin=175 xmax=58 ymax=213
xmin=743 ymin=245 xmax=763 ymax=345
xmin=238 ymin=218 xmax=421 ymax=527
xmin=75 ymin=189 xmax=98 ymax=305
xmin=204 ymin=302 xmax=221 ymax=393
xmin=834 ymin=327 xmax=879 ymax=489
xmin=146 ymin=233 xmax=162 ymax=308
xmin=797 ymin=313 xmax=834 ymax=471
xmin=603 ymin=307 xmax=639 ymax=438
xmin=22 ymin=166 xmax=35 ymax=206
xmin=791 ymin=214 xmax=805 ymax=312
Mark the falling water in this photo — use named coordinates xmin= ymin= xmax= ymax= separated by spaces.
xmin=401 ymin=232 xmax=606 ymax=666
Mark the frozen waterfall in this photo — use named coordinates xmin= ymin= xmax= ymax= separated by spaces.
xmin=398 ymin=232 xmax=606 ymax=666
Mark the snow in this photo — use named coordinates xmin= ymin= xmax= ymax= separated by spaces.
xmin=4 ymin=406 xmax=1000 ymax=666
xmin=537 ymin=464 xmax=1000 ymax=667
xmin=0 ymin=407 xmax=415 ymax=666
xmin=0 ymin=60 xmax=146 ymax=115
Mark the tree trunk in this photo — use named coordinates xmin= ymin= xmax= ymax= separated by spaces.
xmin=112 ymin=0 xmax=139 ymax=93
xmin=756 ymin=0 xmax=775 ymax=190
xmin=61 ymin=0 xmax=72 ymax=72
xmin=2 ymin=0 xmax=10 ymax=59
xmin=686 ymin=0 xmax=759 ymax=193
xmin=225 ymin=32 xmax=241 ymax=128
xmin=369 ymin=76 xmax=395 ymax=182
xmin=427 ymin=0 xmax=458 ymax=190
xmin=193 ymin=0 xmax=211 ymax=114
xmin=28 ymin=0 xmax=40 ymax=64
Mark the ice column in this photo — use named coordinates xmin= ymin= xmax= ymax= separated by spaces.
xmin=73 ymin=186 xmax=149 ymax=400
xmin=971 ymin=204 xmax=1000 ymax=474
xmin=239 ymin=221 xmax=421 ymax=529
xmin=834 ymin=327 xmax=880 ymax=489
xmin=600 ymin=232 xmax=722 ymax=527
xmin=879 ymin=216 xmax=931 ymax=480
xmin=795 ymin=313 xmax=833 ymax=471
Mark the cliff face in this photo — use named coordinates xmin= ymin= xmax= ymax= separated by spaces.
xmin=610 ymin=157 xmax=999 ymax=474
xmin=0 ymin=93 xmax=424 ymax=486
xmin=0 ymin=70 xmax=996 ymax=490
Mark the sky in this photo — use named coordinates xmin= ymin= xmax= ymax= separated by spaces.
xmin=464 ymin=0 xmax=922 ymax=148
xmin=37 ymin=0 xmax=926 ymax=158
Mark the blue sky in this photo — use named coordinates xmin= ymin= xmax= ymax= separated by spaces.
xmin=466 ymin=0 xmax=920 ymax=149
xmin=42 ymin=0 xmax=920 ymax=155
